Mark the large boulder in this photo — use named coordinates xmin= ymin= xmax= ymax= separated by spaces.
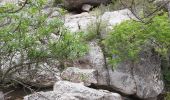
xmin=133 ymin=49 xmax=164 ymax=99
xmin=1 ymin=52 xmax=61 ymax=88
xmin=64 ymin=9 xmax=133 ymax=32
xmin=64 ymin=12 xmax=96 ymax=32
xmin=65 ymin=9 xmax=164 ymax=99
xmin=11 ymin=61 xmax=61 ymax=87
xmin=0 ymin=6 xmax=61 ymax=88
xmin=109 ymin=48 xmax=164 ymax=99
xmin=24 ymin=81 xmax=122 ymax=100
xmin=63 ymin=0 xmax=110 ymax=10
xmin=74 ymin=41 xmax=110 ymax=86
xmin=61 ymin=67 xmax=97 ymax=86
xmin=109 ymin=61 xmax=136 ymax=95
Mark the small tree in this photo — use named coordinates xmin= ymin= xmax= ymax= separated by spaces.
xmin=0 ymin=0 xmax=88 ymax=87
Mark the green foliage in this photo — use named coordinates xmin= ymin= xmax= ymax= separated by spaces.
xmin=84 ymin=19 xmax=107 ymax=41
xmin=55 ymin=0 xmax=64 ymax=4
xmin=104 ymin=13 xmax=170 ymax=66
xmin=85 ymin=5 xmax=108 ymax=41
xmin=49 ymin=32 xmax=88 ymax=61
xmin=0 ymin=0 xmax=88 ymax=84
xmin=165 ymin=92 xmax=170 ymax=100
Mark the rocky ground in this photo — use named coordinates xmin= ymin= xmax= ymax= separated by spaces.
xmin=0 ymin=0 xmax=166 ymax=100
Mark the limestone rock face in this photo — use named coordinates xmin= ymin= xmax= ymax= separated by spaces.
xmin=64 ymin=9 xmax=132 ymax=32
xmin=11 ymin=61 xmax=61 ymax=87
xmin=63 ymin=0 xmax=110 ymax=10
xmin=109 ymin=61 xmax=136 ymax=95
xmin=74 ymin=41 xmax=110 ymax=86
xmin=134 ymin=50 xmax=164 ymax=99
xmin=61 ymin=67 xmax=97 ymax=86
xmin=24 ymin=81 xmax=122 ymax=100
xmin=109 ymin=49 xmax=164 ymax=99
xmin=65 ymin=9 xmax=164 ymax=99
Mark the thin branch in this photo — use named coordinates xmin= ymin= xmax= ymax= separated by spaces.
xmin=120 ymin=0 xmax=170 ymax=24
xmin=6 ymin=0 xmax=28 ymax=13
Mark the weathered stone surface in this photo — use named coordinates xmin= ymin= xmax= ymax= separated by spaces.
xmin=82 ymin=4 xmax=93 ymax=12
xmin=61 ymin=67 xmax=97 ymax=86
xmin=109 ymin=48 xmax=164 ymax=99
xmin=64 ymin=9 xmax=133 ymax=88
xmin=24 ymin=81 xmax=122 ymax=100
xmin=64 ymin=12 xmax=96 ymax=32
xmin=1 ymin=54 xmax=61 ymax=87
xmin=64 ymin=9 xmax=133 ymax=32
xmin=12 ymin=61 xmax=61 ymax=87
xmin=63 ymin=0 xmax=110 ymax=10
xmin=109 ymin=61 xmax=136 ymax=95
xmin=65 ymin=9 xmax=164 ymax=99
xmin=101 ymin=9 xmax=133 ymax=29
xmin=0 ymin=0 xmax=18 ymax=5
xmin=134 ymin=49 xmax=164 ymax=99
xmin=0 ymin=91 xmax=4 ymax=100
xmin=74 ymin=41 xmax=109 ymax=86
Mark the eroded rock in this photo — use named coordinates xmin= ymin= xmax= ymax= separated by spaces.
xmin=61 ymin=67 xmax=97 ymax=86
xmin=74 ymin=41 xmax=109 ymax=86
xmin=12 ymin=61 xmax=61 ymax=87
xmin=0 ymin=91 xmax=4 ymax=100
xmin=24 ymin=81 xmax=122 ymax=100
xmin=109 ymin=61 xmax=136 ymax=95
xmin=63 ymin=0 xmax=110 ymax=10
xmin=109 ymin=48 xmax=164 ymax=99
xmin=134 ymin=49 xmax=164 ymax=99
xmin=64 ymin=9 xmax=133 ymax=32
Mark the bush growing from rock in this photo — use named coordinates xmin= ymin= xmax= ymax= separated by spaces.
xmin=0 ymin=0 xmax=88 ymax=87
xmin=104 ymin=12 xmax=170 ymax=83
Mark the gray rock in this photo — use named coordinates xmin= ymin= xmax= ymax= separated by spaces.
xmin=74 ymin=41 xmax=109 ymax=86
xmin=63 ymin=0 xmax=110 ymax=10
xmin=82 ymin=4 xmax=93 ymax=12
xmin=66 ymin=9 xmax=164 ymax=99
xmin=0 ymin=91 xmax=4 ymax=100
xmin=64 ymin=12 xmax=96 ymax=32
xmin=24 ymin=91 xmax=61 ymax=100
xmin=61 ymin=67 xmax=97 ymax=86
xmin=109 ymin=61 xmax=136 ymax=95
xmin=24 ymin=81 xmax=122 ymax=100
xmin=0 ymin=0 xmax=19 ymax=5
xmin=54 ymin=81 xmax=122 ymax=100
xmin=6 ymin=59 xmax=61 ymax=88
xmin=64 ymin=9 xmax=133 ymax=32
xmin=134 ymin=49 xmax=164 ymax=99
xmin=109 ymin=48 xmax=164 ymax=99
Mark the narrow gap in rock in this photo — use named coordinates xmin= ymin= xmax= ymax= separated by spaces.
xmin=2 ymin=84 xmax=53 ymax=100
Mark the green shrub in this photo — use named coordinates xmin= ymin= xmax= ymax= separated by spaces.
xmin=55 ymin=0 xmax=64 ymax=5
xmin=0 ymin=0 xmax=88 ymax=85
xmin=165 ymin=92 xmax=170 ymax=100
xmin=84 ymin=19 xmax=107 ymax=41
xmin=104 ymin=13 xmax=170 ymax=66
